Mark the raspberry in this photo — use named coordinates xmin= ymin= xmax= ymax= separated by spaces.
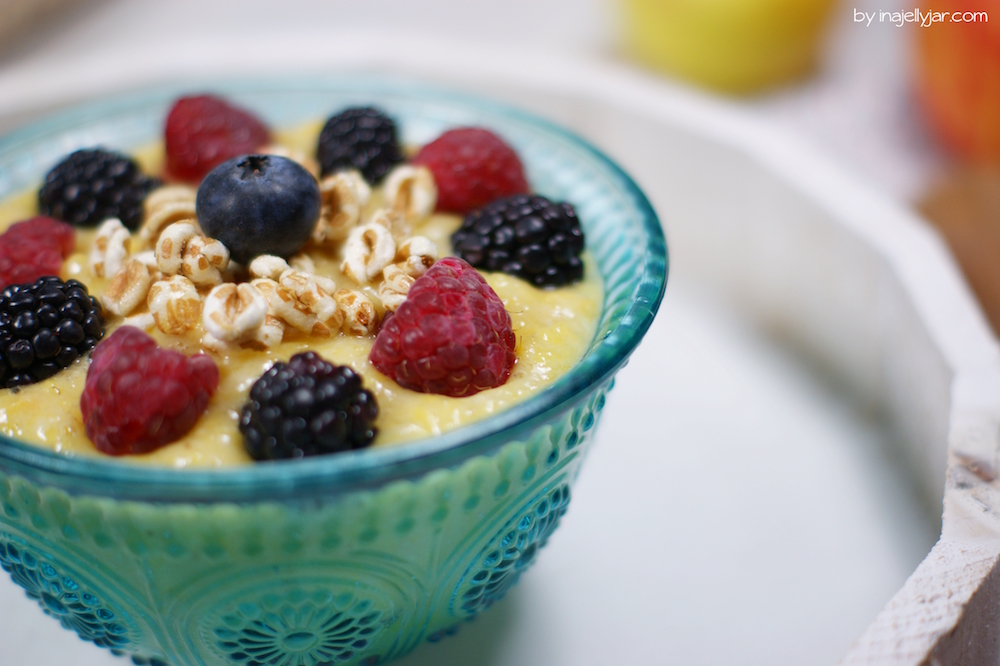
xmin=80 ymin=326 xmax=219 ymax=455
xmin=38 ymin=149 xmax=159 ymax=229
xmin=0 ymin=217 xmax=75 ymax=290
xmin=164 ymin=95 xmax=271 ymax=183
xmin=239 ymin=352 xmax=378 ymax=461
xmin=452 ymin=194 xmax=585 ymax=287
xmin=316 ymin=107 xmax=404 ymax=184
xmin=369 ymin=257 xmax=516 ymax=397
xmin=412 ymin=127 xmax=528 ymax=214
xmin=0 ymin=276 xmax=104 ymax=388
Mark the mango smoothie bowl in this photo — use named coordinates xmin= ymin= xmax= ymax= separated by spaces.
xmin=0 ymin=80 xmax=666 ymax=666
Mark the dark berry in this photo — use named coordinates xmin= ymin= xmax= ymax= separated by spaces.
xmin=38 ymin=149 xmax=159 ymax=230
xmin=451 ymin=194 xmax=585 ymax=287
xmin=239 ymin=352 xmax=378 ymax=461
xmin=165 ymin=95 xmax=271 ymax=183
xmin=80 ymin=327 xmax=219 ymax=455
xmin=412 ymin=127 xmax=528 ymax=214
xmin=369 ymin=257 xmax=516 ymax=397
xmin=0 ymin=276 xmax=105 ymax=388
xmin=316 ymin=107 xmax=404 ymax=184
xmin=196 ymin=154 xmax=321 ymax=264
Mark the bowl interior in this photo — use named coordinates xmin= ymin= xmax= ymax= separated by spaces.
xmin=0 ymin=76 xmax=667 ymax=501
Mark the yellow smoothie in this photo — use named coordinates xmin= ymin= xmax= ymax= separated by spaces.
xmin=0 ymin=128 xmax=602 ymax=468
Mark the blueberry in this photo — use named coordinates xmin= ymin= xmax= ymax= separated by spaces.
xmin=196 ymin=154 xmax=321 ymax=264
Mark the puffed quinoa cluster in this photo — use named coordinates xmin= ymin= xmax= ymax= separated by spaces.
xmin=89 ymin=162 xmax=440 ymax=353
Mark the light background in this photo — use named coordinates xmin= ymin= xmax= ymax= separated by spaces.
xmin=0 ymin=1 xmax=950 ymax=664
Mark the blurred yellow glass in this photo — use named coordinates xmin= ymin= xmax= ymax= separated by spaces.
xmin=622 ymin=0 xmax=839 ymax=94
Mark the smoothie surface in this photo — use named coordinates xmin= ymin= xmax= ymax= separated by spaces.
xmin=0 ymin=128 xmax=602 ymax=467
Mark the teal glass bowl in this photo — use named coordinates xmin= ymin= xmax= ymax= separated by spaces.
xmin=0 ymin=78 xmax=667 ymax=666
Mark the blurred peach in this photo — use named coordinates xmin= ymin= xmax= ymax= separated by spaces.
xmin=621 ymin=0 xmax=838 ymax=94
xmin=915 ymin=0 xmax=1000 ymax=162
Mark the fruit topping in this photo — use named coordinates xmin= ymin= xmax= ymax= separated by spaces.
xmin=452 ymin=194 xmax=585 ymax=287
xmin=239 ymin=351 xmax=378 ymax=460
xmin=196 ymin=154 xmax=321 ymax=265
xmin=316 ymin=107 xmax=404 ymax=185
xmin=369 ymin=257 xmax=516 ymax=397
xmin=38 ymin=149 xmax=159 ymax=229
xmin=0 ymin=217 xmax=76 ymax=290
xmin=80 ymin=326 xmax=219 ymax=455
xmin=0 ymin=276 xmax=104 ymax=388
xmin=412 ymin=127 xmax=528 ymax=214
xmin=165 ymin=95 xmax=271 ymax=183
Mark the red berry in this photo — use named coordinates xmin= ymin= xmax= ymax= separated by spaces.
xmin=0 ymin=217 xmax=75 ymax=289
xmin=164 ymin=95 xmax=271 ymax=183
xmin=412 ymin=127 xmax=528 ymax=214
xmin=80 ymin=326 xmax=220 ymax=455
xmin=370 ymin=257 xmax=516 ymax=397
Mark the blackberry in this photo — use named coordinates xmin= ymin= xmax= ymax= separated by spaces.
xmin=0 ymin=276 xmax=105 ymax=389
xmin=38 ymin=148 xmax=160 ymax=230
xmin=239 ymin=352 xmax=378 ymax=461
xmin=451 ymin=194 xmax=585 ymax=288
xmin=316 ymin=107 xmax=404 ymax=184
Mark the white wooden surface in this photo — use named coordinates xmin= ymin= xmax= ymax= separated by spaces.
xmin=2 ymin=4 xmax=999 ymax=663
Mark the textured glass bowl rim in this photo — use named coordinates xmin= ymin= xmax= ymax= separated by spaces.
xmin=0 ymin=77 xmax=668 ymax=503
